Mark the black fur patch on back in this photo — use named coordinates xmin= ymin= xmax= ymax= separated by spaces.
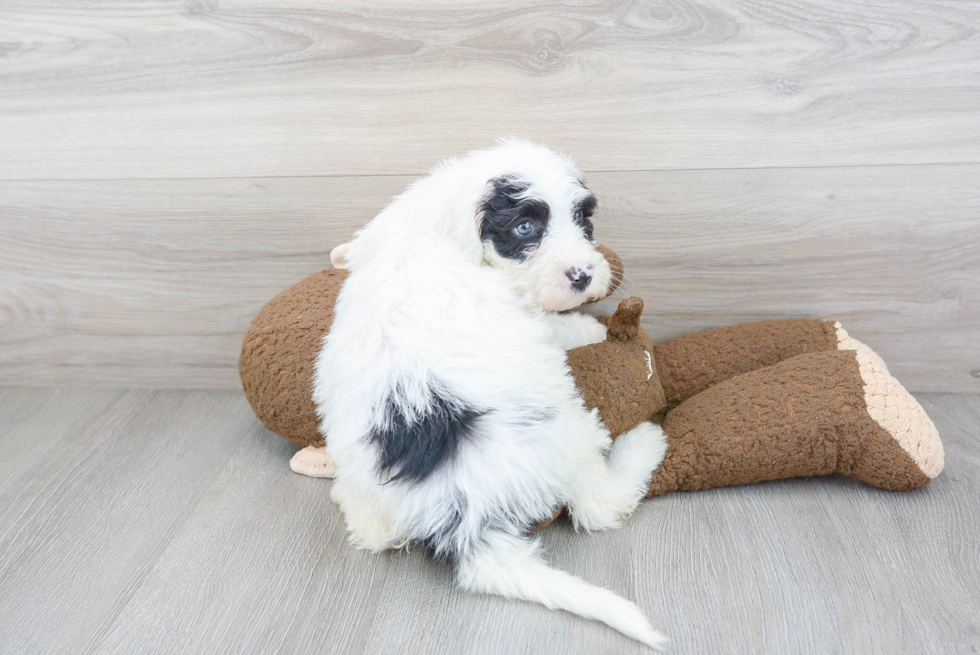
xmin=370 ymin=390 xmax=483 ymax=484
xmin=479 ymin=175 xmax=551 ymax=261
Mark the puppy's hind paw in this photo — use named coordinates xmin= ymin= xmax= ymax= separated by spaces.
xmin=608 ymin=422 xmax=668 ymax=504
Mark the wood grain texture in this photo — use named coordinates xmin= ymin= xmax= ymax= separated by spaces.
xmin=92 ymin=400 xmax=385 ymax=654
xmin=2 ymin=166 xmax=977 ymax=391
xmin=1 ymin=0 xmax=979 ymax=179
xmin=0 ymin=388 xmax=249 ymax=653
xmin=585 ymin=165 xmax=980 ymax=393
xmin=845 ymin=393 xmax=980 ymax=652
xmin=0 ymin=388 xmax=977 ymax=653
xmin=0 ymin=176 xmax=405 ymax=388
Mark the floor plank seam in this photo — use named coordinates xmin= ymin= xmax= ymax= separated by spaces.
xmin=0 ymin=391 xmax=132 ymax=571
xmin=83 ymin=430 xmax=243 ymax=653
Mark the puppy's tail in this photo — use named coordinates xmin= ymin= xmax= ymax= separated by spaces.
xmin=457 ymin=531 xmax=667 ymax=650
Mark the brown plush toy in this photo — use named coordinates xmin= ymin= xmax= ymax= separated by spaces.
xmin=240 ymin=248 xmax=944 ymax=509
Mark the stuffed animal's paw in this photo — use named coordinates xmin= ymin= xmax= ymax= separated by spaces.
xmin=289 ymin=445 xmax=337 ymax=478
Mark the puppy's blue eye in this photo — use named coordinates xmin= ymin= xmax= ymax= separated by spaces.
xmin=514 ymin=221 xmax=535 ymax=237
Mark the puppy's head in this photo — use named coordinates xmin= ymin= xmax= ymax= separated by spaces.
xmin=478 ymin=156 xmax=612 ymax=312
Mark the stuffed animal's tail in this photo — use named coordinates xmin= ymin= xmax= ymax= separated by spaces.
xmin=457 ymin=531 xmax=667 ymax=650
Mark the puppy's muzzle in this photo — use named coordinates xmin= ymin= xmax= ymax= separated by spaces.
xmin=566 ymin=265 xmax=593 ymax=292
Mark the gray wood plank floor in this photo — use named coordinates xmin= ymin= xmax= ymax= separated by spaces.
xmin=1 ymin=388 xmax=977 ymax=654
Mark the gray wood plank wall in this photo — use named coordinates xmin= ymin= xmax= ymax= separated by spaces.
xmin=1 ymin=0 xmax=978 ymax=391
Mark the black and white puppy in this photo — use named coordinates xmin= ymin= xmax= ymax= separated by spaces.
xmin=312 ymin=140 xmax=669 ymax=648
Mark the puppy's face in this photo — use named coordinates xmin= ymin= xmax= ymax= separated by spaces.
xmin=479 ymin=174 xmax=613 ymax=312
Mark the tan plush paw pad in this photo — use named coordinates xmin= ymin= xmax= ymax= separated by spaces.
xmin=854 ymin=347 xmax=944 ymax=479
xmin=289 ymin=445 xmax=337 ymax=478
xmin=835 ymin=322 xmax=889 ymax=372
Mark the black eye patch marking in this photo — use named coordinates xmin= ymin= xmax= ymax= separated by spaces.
xmin=573 ymin=194 xmax=597 ymax=243
xmin=479 ymin=175 xmax=551 ymax=261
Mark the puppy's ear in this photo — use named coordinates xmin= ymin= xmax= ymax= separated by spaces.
xmin=330 ymin=243 xmax=351 ymax=269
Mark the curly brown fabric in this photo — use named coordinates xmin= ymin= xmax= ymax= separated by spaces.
xmin=649 ymin=349 xmax=929 ymax=496
xmin=653 ymin=318 xmax=840 ymax=410
xmin=568 ymin=298 xmax=666 ymax=438
xmin=239 ymin=269 xmax=348 ymax=448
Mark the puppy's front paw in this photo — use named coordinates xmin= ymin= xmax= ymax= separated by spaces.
xmin=582 ymin=316 xmax=609 ymax=345
xmin=547 ymin=311 xmax=609 ymax=349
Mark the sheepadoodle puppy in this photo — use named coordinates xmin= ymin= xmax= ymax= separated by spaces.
xmin=311 ymin=139 xmax=669 ymax=648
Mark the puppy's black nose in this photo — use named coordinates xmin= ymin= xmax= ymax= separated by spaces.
xmin=565 ymin=266 xmax=592 ymax=292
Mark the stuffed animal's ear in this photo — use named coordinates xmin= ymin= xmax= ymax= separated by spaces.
xmin=330 ymin=242 xmax=351 ymax=269
xmin=606 ymin=297 xmax=644 ymax=342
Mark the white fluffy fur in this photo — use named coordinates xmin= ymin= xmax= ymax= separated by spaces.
xmin=313 ymin=139 xmax=668 ymax=649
